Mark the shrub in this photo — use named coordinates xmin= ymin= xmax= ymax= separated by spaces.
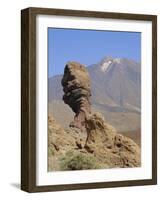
xmin=59 ymin=150 xmax=101 ymax=170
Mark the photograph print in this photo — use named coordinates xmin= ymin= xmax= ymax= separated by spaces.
xmin=48 ymin=28 xmax=141 ymax=172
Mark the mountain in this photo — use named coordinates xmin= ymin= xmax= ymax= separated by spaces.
xmin=88 ymin=56 xmax=141 ymax=112
xmin=48 ymin=56 xmax=141 ymax=132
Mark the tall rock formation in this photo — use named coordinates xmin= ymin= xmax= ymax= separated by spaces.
xmin=61 ymin=62 xmax=91 ymax=130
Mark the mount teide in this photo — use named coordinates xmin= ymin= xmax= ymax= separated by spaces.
xmin=48 ymin=56 xmax=141 ymax=133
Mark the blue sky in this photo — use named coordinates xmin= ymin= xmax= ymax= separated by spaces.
xmin=48 ymin=28 xmax=141 ymax=77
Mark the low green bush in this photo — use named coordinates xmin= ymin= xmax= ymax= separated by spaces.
xmin=59 ymin=150 xmax=101 ymax=170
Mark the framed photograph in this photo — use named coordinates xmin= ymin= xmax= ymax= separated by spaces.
xmin=21 ymin=7 xmax=157 ymax=192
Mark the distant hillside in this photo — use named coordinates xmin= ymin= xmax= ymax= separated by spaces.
xmin=48 ymin=56 xmax=141 ymax=132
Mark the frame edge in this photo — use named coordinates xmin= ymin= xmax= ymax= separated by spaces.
xmin=21 ymin=8 xmax=30 ymax=192
xmin=21 ymin=7 xmax=37 ymax=192
xmin=152 ymin=15 xmax=157 ymax=185
xmin=24 ymin=7 xmax=157 ymax=21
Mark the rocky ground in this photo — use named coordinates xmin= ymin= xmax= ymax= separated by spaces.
xmin=48 ymin=113 xmax=141 ymax=171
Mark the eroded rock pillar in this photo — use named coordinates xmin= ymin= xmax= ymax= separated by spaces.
xmin=61 ymin=62 xmax=91 ymax=130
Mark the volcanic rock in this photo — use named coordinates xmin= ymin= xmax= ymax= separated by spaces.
xmin=84 ymin=112 xmax=141 ymax=167
xmin=61 ymin=62 xmax=91 ymax=130
xmin=48 ymin=114 xmax=141 ymax=171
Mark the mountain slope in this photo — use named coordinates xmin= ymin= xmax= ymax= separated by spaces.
xmin=88 ymin=57 xmax=141 ymax=112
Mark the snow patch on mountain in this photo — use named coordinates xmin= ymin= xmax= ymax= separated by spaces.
xmin=101 ymin=60 xmax=112 ymax=72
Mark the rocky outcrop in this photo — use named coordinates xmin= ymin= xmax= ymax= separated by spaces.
xmin=84 ymin=112 xmax=140 ymax=167
xmin=61 ymin=62 xmax=91 ymax=130
xmin=48 ymin=115 xmax=88 ymax=171
xmin=48 ymin=114 xmax=141 ymax=171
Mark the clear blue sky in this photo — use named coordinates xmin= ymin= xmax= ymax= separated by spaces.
xmin=48 ymin=28 xmax=141 ymax=77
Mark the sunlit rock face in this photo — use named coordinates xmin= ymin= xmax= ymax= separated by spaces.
xmin=84 ymin=112 xmax=141 ymax=168
xmin=61 ymin=61 xmax=91 ymax=130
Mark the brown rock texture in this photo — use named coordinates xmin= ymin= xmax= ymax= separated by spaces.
xmin=48 ymin=114 xmax=141 ymax=171
xmin=48 ymin=115 xmax=87 ymax=171
xmin=61 ymin=62 xmax=91 ymax=130
xmin=84 ymin=112 xmax=141 ymax=167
